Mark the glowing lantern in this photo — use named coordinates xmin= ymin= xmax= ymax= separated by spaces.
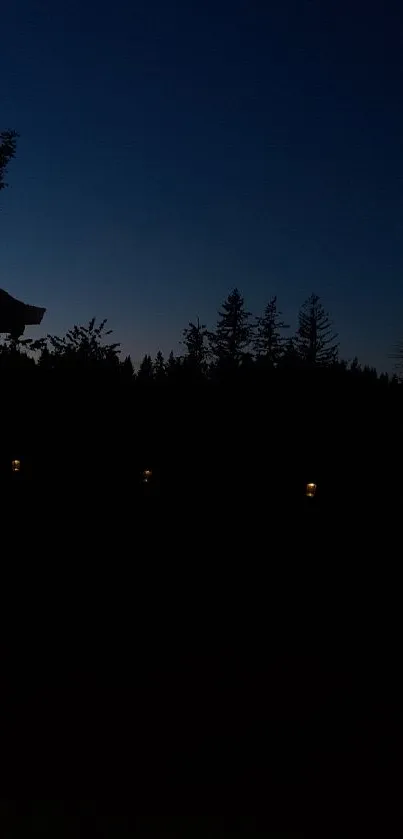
xmin=142 ymin=469 xmax=152 ymax=483
xmin=306 ymin=482 xmax=317 ymax=498
xmin=11 ymin=459 xmax=21 ymax=473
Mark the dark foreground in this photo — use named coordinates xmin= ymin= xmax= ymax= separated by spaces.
xmin=0 ymin=469 xmax=400 ymax=836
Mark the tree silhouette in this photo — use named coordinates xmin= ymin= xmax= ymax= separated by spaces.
xmin=0 ymin=130 xmax=18 ymax=192
xmin=254 ymin=296 xmax=289 ymax=366
xmin=349 ymin=356 xmax=361 ymax=374
xmin=182 ymin=318 xmax=209 ymax=375
xmin=209 ymin=288 xmax=252 ymax=368
xmin=166 ymin=350 xmax=182 ymax=380
xmin=277 ymin=337 xmax=300 ymax=369
xmin=46 ymin=318 xmax=120 ymax=369
xmin=389 ymin=337 xmax=403 ymax=379
xmin=121 ymin=355 xmax=134 ymax=380
xmin=362 ymin=364 xmax=378 ymax=380
xmin=153 ymin=350 xmax=166 ymax=382
xmin=137 ymin=353 xmax=154 ymax=382
xmin=0 ymin=335 xmax=35 ymax=371
xmin=296 ymin=293 xmax=338 ymax=366
xmin=38 ymin=344 xmax=52 ymax=369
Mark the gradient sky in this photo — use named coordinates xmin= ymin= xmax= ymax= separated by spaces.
xmin=1 ymin=0 xmax=402 ymax=369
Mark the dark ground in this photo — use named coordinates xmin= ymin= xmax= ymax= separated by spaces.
xmin=0 ymin=474 xmax=400 ymax=836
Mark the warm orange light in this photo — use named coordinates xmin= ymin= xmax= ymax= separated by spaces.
xmin=142 ymin=469 xmax=152 ymax=483
xmin=11 ymin=459 xmax=21 ymax=473
xmin=306 ymin=482 xmax=317 ymax=498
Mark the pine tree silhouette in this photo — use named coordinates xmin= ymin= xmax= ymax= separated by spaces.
xmin=166 ymin=350 xmax=181 ymax=379
xmin=296 ymin=293 xmax=338 ymax=366
xmin=137 ymin=353 xmax=154 ymax=382
xmin=153 ymin=350 xmax=166 ymax=382
xmin=182 ymin=318 xmax=209 ymax=375
xmin=0 ymin=129 xmax=18 ymax=191
xmin=209 ymin=288 xmax=253 ymax=368
xmin=254 ymin=296 xmax=289 ymax=365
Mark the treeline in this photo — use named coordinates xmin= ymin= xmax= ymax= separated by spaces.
xmin=1 ymin=289 xmax=402 ymax=507
xmin=124 ymin=288 xmax=398 ymax=383
xmin=0 ymin=288 xmax=399 ymax=383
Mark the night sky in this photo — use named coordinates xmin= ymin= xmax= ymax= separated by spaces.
xmin=1 ymin=0 xmax=402 ymax=369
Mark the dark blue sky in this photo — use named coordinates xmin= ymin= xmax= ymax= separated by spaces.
xmin=1 ymin=0 xmax=402 ymax=368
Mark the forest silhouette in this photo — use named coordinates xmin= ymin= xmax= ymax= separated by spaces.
xmin=1 ymin=287 xmax=401 ymax=510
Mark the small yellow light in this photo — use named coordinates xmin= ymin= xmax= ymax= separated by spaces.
xmin=142 ymin=468 xmax=152 ymax=483
xmin=306 ymin=482 xmax=317 ymax=498
xmin=12 ymin=459 xmax=21 ymax=473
